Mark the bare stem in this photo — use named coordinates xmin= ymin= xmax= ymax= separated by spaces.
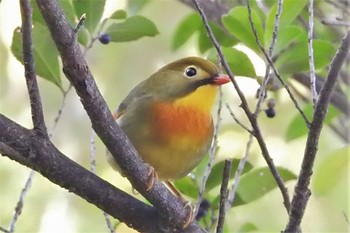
xmin=225 ymin=103 xmax=252 ymax=134
xmin=253 ymin=0 xmax=283 ymax=116
xmin=226 ymin=134 xmax=254 ymax=210
xmin=308 ymin=0 xmax=318 ymax=106
xmin=285 ymin=30 xmax=350 ymax=232
xmin=196 ymin=87 xmax=223 ymax=216
xmin=246 ymin=0 xmax=310 ymax=127
xmin=216 ymin=159 xmax=232 ymax=233
xmin=8 ymin=170 xmax=35 ymax=233
xmin=20 ymin=0 xmax=47 ymax=135
xmin=193 ymin=0 xmax=291 ymax=213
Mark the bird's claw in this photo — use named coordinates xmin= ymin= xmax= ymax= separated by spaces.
xmin=146 ymin=166 xmax=158 ymax=191
xmin=182 ymin=202 xmax=195 ymax=229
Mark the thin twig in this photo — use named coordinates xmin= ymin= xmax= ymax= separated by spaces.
xmin=246 ymin=0 xmax=311 ymax=127
xmin=8 ymin=170 xmax=35 ymax=233
xmin=253 ymin=0 xmax=283 ymax=116
xmin=285 ymin=30 xmax=350 ymax=232
xmin=267 ymin=0 xmax=283 ymax=57
xmin=226 ymin=134 xmax=254 ymax=210
xmin=74 ymin=13 xmax=86 ymax=33
xmin=226 ymin=0 xmax=284 ymax=210
xmin=215 ymin=159 xmax=232 ymax=233
xmin=83 ymin=18 xmax=108 ymax=56
xmin=225 ymin=103 xmax=252 ymax=134
xmin=193 ymin=0 xmax=291 ymax=213
xmin=90 ymin=131 xmax=115 ymax=233
xmin=7 ymin=82 xmax=72 ymax=233
xmin=48 ymin=84 xmax=72 ymax=138
xmin=195 ymin=87 xmax=223 ymax=216
xmin=20 ymin=0 xmax=47 ymax=135
xmin=308 ymin=0 xmax=318 ymax=107
xmin=247 ymin=0 xmax=292 ymax=213
xmin=8 ymin=1 xmax=47 ymax=232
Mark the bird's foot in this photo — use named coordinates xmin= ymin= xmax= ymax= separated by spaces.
xmin=182 ymin=202 xmax=195 ymax=229
xmin=146 ymin=166 xmax=158 ymax=191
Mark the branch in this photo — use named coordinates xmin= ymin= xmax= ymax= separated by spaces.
xmin=196 ymin=87 xmax=223 ymax=216
xmin=285 ymin=30 xmax=350 ymax=232
xmin=0 ymin=114 xmax=204 ymax=233
xmin=192 ymin=0 xmax=291 ymax=213
xmin=0 ymin=115 xmax=155 ymax=232
xmin=34 ymin=0 xmax=203 ymax=230
xmin=246 ymin=0 xmax=310 ymax=127
xmin=20 ymin=0 xmax=47 ymax=135
xmin=292 ymin=73 xmax=349 ymax=117
xmin=307 ymin=0 xmax=318 ymax=106
xmin=215 ymin=159 xmax=231 ymax=233
xmin=179 ymin=0 xmax=229 ymax=27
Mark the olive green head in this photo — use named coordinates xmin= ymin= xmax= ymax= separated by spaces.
xmin=143 ymin=56 xmax=223 ymax=100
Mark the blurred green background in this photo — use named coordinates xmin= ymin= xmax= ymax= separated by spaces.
xmin=0 ymin=0 xmax=348 ymax=232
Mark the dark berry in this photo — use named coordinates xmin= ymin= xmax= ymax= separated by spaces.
xmin=265 ymin=108 xmax=276 ymax=118
xmin=99 ymin=34 xmax=111 ymax=44
xmin=196 ymin=199 xmax=210 ymax=221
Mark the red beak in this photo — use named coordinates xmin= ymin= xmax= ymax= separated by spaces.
xmin=213 ymin=74 xmax=231 ymax=85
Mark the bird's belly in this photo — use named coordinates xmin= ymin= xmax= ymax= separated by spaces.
xmin=139 ymin=101 xmax=214 ymax=180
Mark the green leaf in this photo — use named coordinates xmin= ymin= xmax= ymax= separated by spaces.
xmin=172 ymin=13 xmax=201 ymax=51
xmin=197 ymin=22 xmax=237 ymax=54
xmin=211 ymin=191 xmax=246 ymax=209
xmin=265 ymin=0 xmax=308 ymax=46
xmin=286 ymin=103 xmax=340 ymax=141
xmin=105 ymin=15 xmax=159 ymax=42
xmin=222 ymin=6 xmax=264 ymax=54
xmin=72 ymin=0 xmax=106 ymax=33
xmin=110 ymin=9 xmax=127 ymax=20
xmin=206 ymin=159 xmax=253 ymax=192
xmin=77 ymin=27 xmax=90 ymax=46
xmin=239 ymin=222 xmax=258 ymax=232
xmin=237 ymin=167 xmax=297 ymax=203
xmin=275 ymin=39 xmax=336 ymax=75
xmin=11 ymin=26 xmax=62 ymax=89
xmin=208 ymin=47 xmax=257 ymax=78
xmin=273 ymin=25 xmax=306 ymax=55
xmin=174 ymin=176 xmax=198 ymax=198
xmin=313 ymin=146 xmax=350 ymax=195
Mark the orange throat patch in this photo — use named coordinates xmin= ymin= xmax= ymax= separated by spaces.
xmin=151 ymin=85 xmax=218 ymax=145
xmin=151 ymin=101 xmax=213 ymax=143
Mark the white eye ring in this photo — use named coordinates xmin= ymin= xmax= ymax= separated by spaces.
xmin=184 ymin=66 xmax=197 ymax=77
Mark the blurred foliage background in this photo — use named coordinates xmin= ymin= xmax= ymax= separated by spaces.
xmin=0 ymin=0 xmax=349 ymax=232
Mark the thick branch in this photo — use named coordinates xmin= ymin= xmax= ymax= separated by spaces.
xmin=179 ymin=0 xmax=229 ymax=27
xmin=285 ymin=30 xmax=350 ymax=232
xmin=34 ymin=0 xmax=203 ymax=231
xmin=0 ymin=114 xmax=164 ymax=233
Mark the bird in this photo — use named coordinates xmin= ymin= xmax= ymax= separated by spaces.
xmin=108 ymin=56 xmax=230 ymax=190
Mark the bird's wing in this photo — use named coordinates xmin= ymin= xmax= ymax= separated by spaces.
xmin=113 ymin=80 xmax=152 ymax=120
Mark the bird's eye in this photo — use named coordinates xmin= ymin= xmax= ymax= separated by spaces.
xmin=185 ymin=67 xmax=197 ymax=77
